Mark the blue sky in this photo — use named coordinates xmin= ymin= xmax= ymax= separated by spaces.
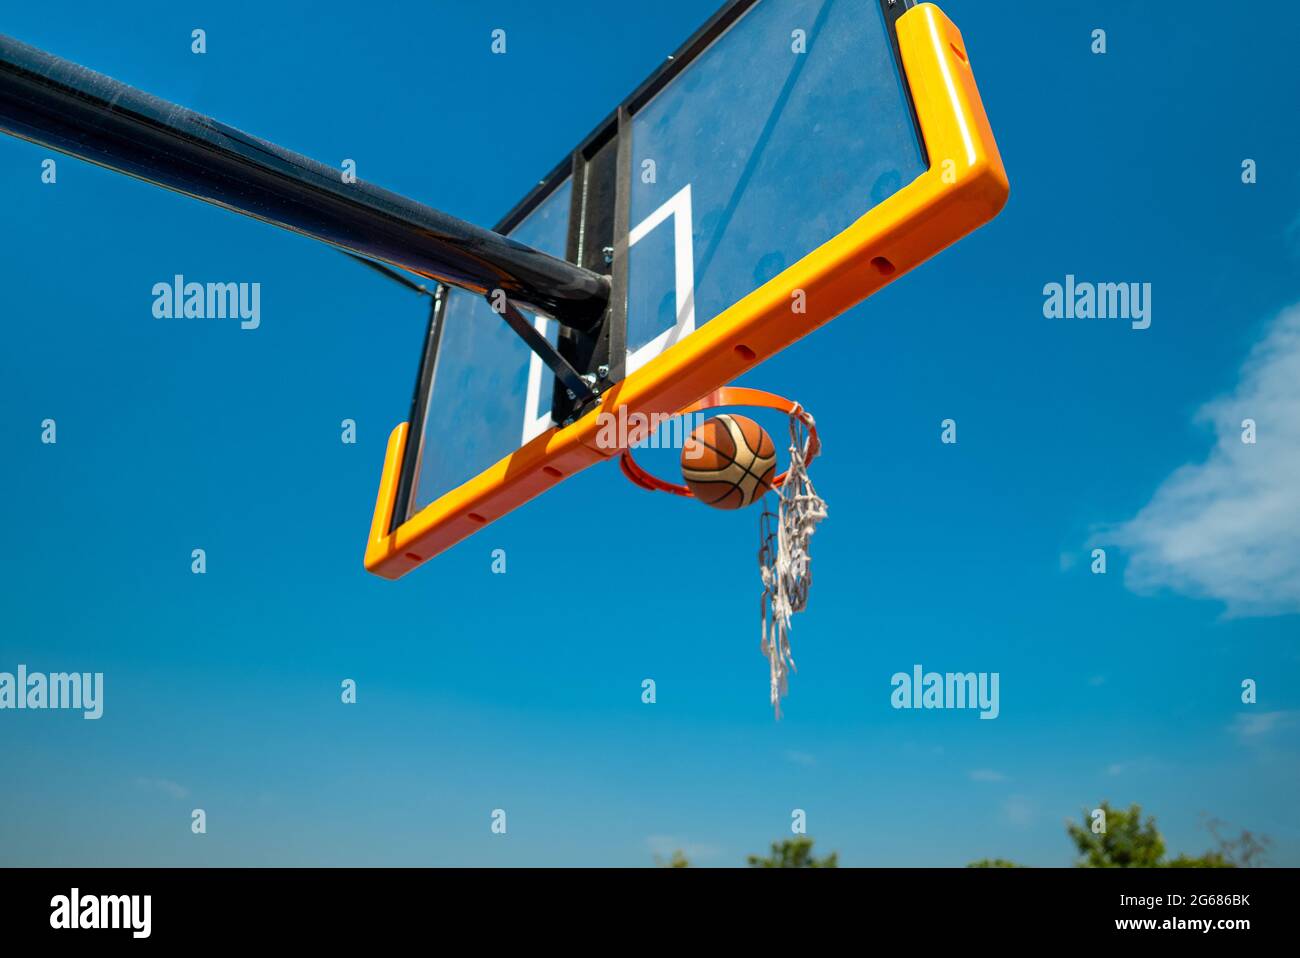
xmin=2 ymin=0 xmax=1298 ymax=867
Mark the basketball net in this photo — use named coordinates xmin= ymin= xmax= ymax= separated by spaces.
xmin=758 ymin=406 xmax=827 ymax=717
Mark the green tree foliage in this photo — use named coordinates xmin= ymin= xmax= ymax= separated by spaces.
xmin=654 ymin=850 xmax=691 ymax=868
xmin=747 ymin=837 xmax=838 ymax=868
xmin=1068 ymin=802 xmax=1166 ymax=867
xmin=966 ymin=803 xmax=1269 ymax=867
xmin=655 ymin=805 xmax=1267 ymax=868
xmin=1165 ymin=852 xmax=1232 ymax=868
xmin=1203 ymin=816 xmax=1272 ymax=867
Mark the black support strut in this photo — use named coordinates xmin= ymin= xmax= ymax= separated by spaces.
xmin=491 ymin=296 xmax=598 ymax=408
xmin=0 ymin=33 xmax=610 ymax=330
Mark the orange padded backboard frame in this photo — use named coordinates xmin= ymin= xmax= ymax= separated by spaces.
xmin=366 ymin=3 xmax=1008 ymax=579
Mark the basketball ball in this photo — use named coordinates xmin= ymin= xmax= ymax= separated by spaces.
xmin=681 ymin=414 xmax=777 ymax=509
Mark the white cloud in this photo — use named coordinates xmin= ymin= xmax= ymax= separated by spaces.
xmin=134 ymin=777 xmax=189 ymax=799
xmin=645 ymin=835 xmax=723 ymax=862
xmin=1106 ymin=760 xmax=1138 ymax=776
xmin=1230 ymin=710 xmax=1295 ymax=741
xmin=969 ymin=769 xmax=1006 ymax=782
xmin=783 ymin=750 xmax=817 ymax=767
xmin=1105 ymin=304 xmax=1300 ymax=617
xmin=1001 ymin=795 xmax=1034 ymax=827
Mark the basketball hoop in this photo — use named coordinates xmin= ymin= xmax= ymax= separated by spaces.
xmin=618 ymin=387 xmax=820 ymax=497
xmin=618 ymin=385 xmax=828 ymax=718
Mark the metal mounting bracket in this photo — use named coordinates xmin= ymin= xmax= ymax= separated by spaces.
xmin=490 ymin=294 xmax=599 ymax=409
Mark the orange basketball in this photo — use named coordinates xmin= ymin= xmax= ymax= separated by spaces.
xmin=681 ymin=414 xmax=777 ymax=509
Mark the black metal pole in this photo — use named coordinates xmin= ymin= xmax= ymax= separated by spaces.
xmin=0 ymin=33 xmax=609 ymax=329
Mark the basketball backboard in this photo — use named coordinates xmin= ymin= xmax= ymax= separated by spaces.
xmin=365 ymin=0 xmax=1008 ymax=577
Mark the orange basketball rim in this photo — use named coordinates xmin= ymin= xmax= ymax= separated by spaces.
xmin=619 ymin=387 xmax=820 ymax=498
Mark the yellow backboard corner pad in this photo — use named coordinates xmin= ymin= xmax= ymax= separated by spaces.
xmin=366 ymin=2 xmax=1008 ymax=579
